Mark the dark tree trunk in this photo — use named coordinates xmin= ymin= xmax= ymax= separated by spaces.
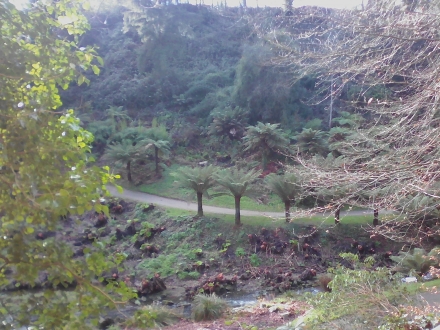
xmin=197 ymin=192 xmax=203 ymax=217
xmin=127 ymin=161 xmax=132 ymax=182
xmin=154 ymin=146 xmax=159 ymax=176
xmin=335 ymin=208 xmax=341 ymax=224
xmin=235 ymin=195 xmax=241 ymax=226
xmin=373 ymin=209 xmax=379 ymax=226
xmin=285 ymin=200 xmax=291 ymax=223
xmin=262 ymin=150 xmax=268 ymax=171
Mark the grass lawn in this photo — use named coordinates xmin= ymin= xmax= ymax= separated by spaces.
xmin=137 ymin=164 xmax=284 ymax=212
xmin=404 ymin=278 xmax=440 ymax=294
xmin=164 ymin=206 xmax=374 ymax=228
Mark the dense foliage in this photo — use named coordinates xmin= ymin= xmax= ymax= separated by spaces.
xmin=61 ymin=3 xmax=324 ymax=136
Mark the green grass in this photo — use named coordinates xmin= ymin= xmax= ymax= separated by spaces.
xmin=163 ymin=207 xmax=374 ymax=228
xmin=404 ymin=278 xmax=440 ymax=294
xmin=136 ymin=164 xmax=284 ymax=212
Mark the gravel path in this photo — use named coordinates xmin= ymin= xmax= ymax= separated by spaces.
xmin=107 ymin=185 xmax=375 ymax=219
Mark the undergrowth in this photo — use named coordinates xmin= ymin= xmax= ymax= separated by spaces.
xmin=137 ymin=254 xmax=179 ymax=277
xmin=124 ymin=305 xmax=181 ymax=328
xmin=192 ymin=294 xmax=229 ymax=321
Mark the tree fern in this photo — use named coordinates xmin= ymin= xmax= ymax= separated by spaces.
xmin=243 ymin=122 xmax=290 ymax=170
xmin=173 ymin=165 xmax=218 ymax=216
xmin=265 ymin=173 xmax=300 ymax=222
xmin=214 ymin=168 xmax=259 ymax=226
xmin=145 ymin=126 xmax=171 ymax=176
xmin=294 ymin=128 xmax=328 ymax=157
xmin=390 ymin=248 xmax=440 ymax=275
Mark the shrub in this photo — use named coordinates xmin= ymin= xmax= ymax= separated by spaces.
xmin=124 ymin=305 xmax=181 ymax=328
xmin=191 ymin=294 xmax=228 ymax=321
xmin=390 ymin=247 xmax=440 ymax=275
xmin=249 ymin=253 xmax=261 ymax=267
xmin=137 ymin=254 xmax=178 ymax=277
xmin=178 ymin=271 xmax=200 ymax=280
xmin=235 ymin=247 xmax=246 ymax=257
xmin=317 ymin=274 xmax=332 ymax=292
xmin=300 ymin=265 xmax=428 ymax=329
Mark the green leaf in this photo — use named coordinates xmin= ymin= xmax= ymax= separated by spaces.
xmin=25 ymin=227 xmax=34 ymax=234
xmin=92 ymin=65 xmax=100 ymax=75
xmin=78 ymin=75 xmax=85 ymax=86
xmin=59 ymin=189 xmax=69 ymax=197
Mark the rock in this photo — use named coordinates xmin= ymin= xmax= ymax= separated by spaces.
xmin=423 ymin=272 xmax=435 ymax=281
xmin=280 ymin=311 xmax=291 ymax=319
xmin=124 ymin=223 xmax=137 ymax=236
xmin=73 ymin=248 xmax=84 ymax=258
xmin=134 ymin=238 xmax=146 ymax=249
xmin=35 ymin=231 xmax=56 ymax=240
xmin=110 ymin=203 xmax=124 ymax=214
xmin=115 ymin=228 xmax=125 ymax=240
xmin=299 ymin=269 xmax=317 ymax=281
xmin=269 ymin=305 xmax=279 ymax=313
xmin=99 ymin=317 xmax=115 ymax=329
xmin=401 ymin=276 xmax=418 ymax=283
xmin=143 ymin=204 xmax=155 ymax=212
xmin=216 ymin=155 xmax=231 ymax=163
xmin=137 ymin=274 xmax=167 ymax=297
xmin=94 ymin=213 xmax=108 ymax=228
xmin=277 ymin=309 xmax=314 ymax=330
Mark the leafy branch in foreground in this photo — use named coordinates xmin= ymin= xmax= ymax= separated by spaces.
xmin=0 ymin=0 xmax=134 ymax=328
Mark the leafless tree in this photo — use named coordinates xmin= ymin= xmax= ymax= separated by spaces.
xmin=254 ymin=1 xmax=440 ymax=243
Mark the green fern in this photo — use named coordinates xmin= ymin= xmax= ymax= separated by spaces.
xmin=390 ymin=248 xmax=439 ymax=274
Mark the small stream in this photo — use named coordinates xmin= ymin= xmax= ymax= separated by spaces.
xmin=1 ymin=287 xmax=322 ymax=328
xmin=223 ymin=287 xmax=322 ymax=308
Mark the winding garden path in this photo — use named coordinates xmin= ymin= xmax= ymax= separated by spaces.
xmin=107 ymin=185 xmax=373 ymax=219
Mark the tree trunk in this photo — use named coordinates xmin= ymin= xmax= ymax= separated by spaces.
xmin=197 ymin=192 xmax=203 ymax=217
xmin=285 ymin=200 xmax=291 ymax=223
xmin=127 ymin=161 xmax=132 ymax=182
xmin=373 ymin=209 xmax=379 ymax=226
xmin=155 ymin=146 xmax=159 ymax=176
xmin=235 ymin=195 xmax=241 ymax=226
xmin=335 ymin=208 xmax=341 ymax=224
xmin=262 ymin=151 xmax=268 ymax=171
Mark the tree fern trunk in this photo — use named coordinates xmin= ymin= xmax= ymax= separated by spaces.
xmin=155 ymin=146 xmax=159 ymax=176
xmin=285 ymin=200 xmax=291 ymax=223
xmin=127 ymin=161 xmax=132 ymax=182
xmin=262 ymin=151 xmax=268 ymax=171
xmin=197 ymin=192 xmax=203 ymax=217
xmin=335 ymin=208 xmax=340 ymax=224
xmin=373 ymin=209 xmax=379 ymax=226
xmin=235 ymin=195 xmax=241 ymax=226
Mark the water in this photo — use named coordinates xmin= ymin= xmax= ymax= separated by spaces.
xmin=223 ymin=291 xmax=260 ymax=307
xmin=221 ymin=286 xmax=322 ymax=308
